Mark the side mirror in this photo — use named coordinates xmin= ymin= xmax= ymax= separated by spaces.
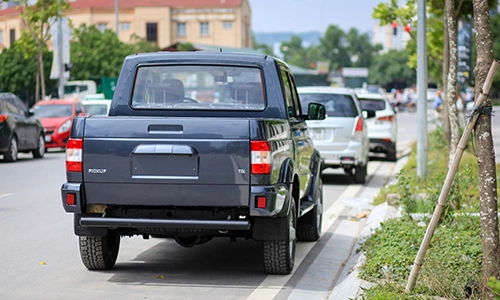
xmin=307 ymin=102 xmax=326 ymax=120
xmin=362 ymin=110 xmax=376 ymax=119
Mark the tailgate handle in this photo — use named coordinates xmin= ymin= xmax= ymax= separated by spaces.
xmin=133 ymin=144 xmax=196 ymax=155
xmin=148 ymin=124 xmax=183 ymax=133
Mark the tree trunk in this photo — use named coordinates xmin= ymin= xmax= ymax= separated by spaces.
xmin=445 ymin=0 xmax=460 ymax=162
xmin=442 ymin=8 xmax=451 ymax=150
xmin=38 ymin=32 xmax=46 ymax=100
xmin=472 ymin=0 xmax=500 ymax=299
xmin=35 ymin=60 xmax=40 ymax=103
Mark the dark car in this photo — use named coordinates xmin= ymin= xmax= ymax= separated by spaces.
xmin=0 ymin=93 xmax=45 ymax=162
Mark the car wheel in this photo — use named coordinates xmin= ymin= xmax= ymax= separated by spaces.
xmin=297 ymin=179 xmax=323 ymax=241
xmin=386 ymin=143 xmax=397 ymax=162
xmin=32 ymin=134 xmax=46 ymax=159
xmin=354 ymin=163 xmax=367 ymax=184
xmin=3 ymin=135 xmax=18 ymax=162
xmin=263 ymin=197 xmax=296 ymax=275
xmin=79 ymin=231 xmax=120 ymax=270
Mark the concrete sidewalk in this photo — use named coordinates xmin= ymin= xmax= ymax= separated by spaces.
xmin=327 ymin=151 xmax=410 ymax=299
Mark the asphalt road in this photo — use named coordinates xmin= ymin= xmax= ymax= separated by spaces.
xmin=1 ymin=107 xmax=495 ymax=300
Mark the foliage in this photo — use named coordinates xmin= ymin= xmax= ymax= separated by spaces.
xmin=128 ymin=33 xmax=161 ymax=53
xmin=318 ymin=25 xmax=353 ymax=70
xmin=70 ymin=25 xmax=157 ymax=80
xmin=368 ymin=49 xmax=416 ymax=90
xmin=0 ymin=41 xmax=54 ymax=105
xmin=280 ymin=35 xmax=322 ymax=69
xmin=252 ymin=36 xmax=274 ymax=55
xmin=359 ymin=216 xmax=483 ymax=299
xmin=488 ymin=277 xmax=500 ymax=299
xmin=346 ymin=28 xmax=382 ymax=68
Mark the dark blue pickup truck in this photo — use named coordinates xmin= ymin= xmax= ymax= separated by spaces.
xmin=61 ymin=52 xmax=326 ymax=275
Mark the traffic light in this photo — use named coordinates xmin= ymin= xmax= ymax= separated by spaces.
xmin=392 ymin=21 xmax=398 ymax=35
xmin=64 ymin=63 xmax=73 ymax=72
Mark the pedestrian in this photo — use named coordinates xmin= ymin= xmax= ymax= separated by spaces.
xmin=433 ymin=90 xmax=443 ymax=113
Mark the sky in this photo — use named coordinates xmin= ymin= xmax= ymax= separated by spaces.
xmin=249 ymin=0 xmax=384 ymax=34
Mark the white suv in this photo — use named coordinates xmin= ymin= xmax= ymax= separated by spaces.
xmin=298 ymin=87 xmax=374 ymax=184
xmin=356 ymin=92 xmax=398 ymax=161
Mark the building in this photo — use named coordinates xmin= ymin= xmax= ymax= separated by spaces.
xmin=0 ymin=0 xmax=252 ymax=52
xmin=371 ymin=22 xmax=411 ymax=53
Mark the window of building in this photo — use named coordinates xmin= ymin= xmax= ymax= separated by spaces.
xmin=146 ymin=23 xmax=158 ymax=43
xmin=9 ymin=29 xmax=15 ymax=44
xmin=176 ymin=22 xmax=186 ymax=37
xmin=120 ymin=22 xmax=131 ymax=31
xmin=223 ymin=21 xmax=233 ymax=29
xmin=200 ymin=22 xmax=210 ymax=36
xmin=0 ymin=30 xmax=3 ymax=44
xmin=97 ymin=23 xmax=107 ymax=33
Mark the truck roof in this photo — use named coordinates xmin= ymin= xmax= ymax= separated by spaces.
xmin=124 ymin=51 xmax=276 ymax=66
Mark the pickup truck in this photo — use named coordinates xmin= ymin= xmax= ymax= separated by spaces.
xmin=61 ymin=52 xmax=326 ymax=275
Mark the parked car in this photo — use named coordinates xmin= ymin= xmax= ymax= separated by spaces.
xmin=0 ymin=93 xmax=45 ymax=162
xmin=81 ymin=99 xmax=112 ymax=116
xmin=356 ymin=92 xmax=398 ymax=162
xmin=31 ymin=99 xmax=87 ymax=149
xmin=297 ymin=87 xmax=374 ymax=183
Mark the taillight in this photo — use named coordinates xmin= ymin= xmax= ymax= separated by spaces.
xmin=355 ymin=117 xmax=363 ymax=132
xmin=0 ymin=114 xmax=7 ymax=123
xmin=66 ymin=138 xmax=83 ymax=172
xmin=377 ymin=115 xmax=395 ymax=122
xmin=251 ymin=141 xmax=271 ymax=175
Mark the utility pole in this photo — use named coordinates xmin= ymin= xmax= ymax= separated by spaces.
xmin=57 ymin=0 xmax=64 ymax=100
xmin=416 ymin=0 xmax=428 ymax=178
xmin=115 ymin=0 xmax=119 ymax=37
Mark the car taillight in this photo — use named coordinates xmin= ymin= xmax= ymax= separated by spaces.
xmin=251 ymin=141 xmax=271 ymax=175
xmin=66 ymin=138 xmax=83 ymax=172
xmin=355 ymin=116 xmax=363 ymax=132
xmin=0 ymin=114 xmax=7 ymax=123
xmin=377 ymin=115 xmax=395 ymax=122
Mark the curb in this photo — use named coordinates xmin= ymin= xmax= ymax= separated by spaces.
xmin=328 ymin=151 xmax=410 ymax=299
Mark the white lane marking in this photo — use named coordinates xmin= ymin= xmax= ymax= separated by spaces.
xmin=0 ymin=193 xmax=13 ymax=199
xmin=247 ymin=183 xmax=364 ymax=300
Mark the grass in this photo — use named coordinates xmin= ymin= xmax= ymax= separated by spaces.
xmin=359 ymin=126 xmax=500 ymax=299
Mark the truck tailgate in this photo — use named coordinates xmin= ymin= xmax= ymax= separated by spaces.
xmin=82 ymin=117 xmax=250 ymax=207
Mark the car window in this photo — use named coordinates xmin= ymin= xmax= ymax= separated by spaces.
xmin=131 ymin=64 xmax=265 ymax=111
xmin=12 ymin=97 xmax=29 ymax=116
xmin=359 ymin=99 xmax=386 ymax=111
xmin=84 ymin=104 xmax=108 ymax=115
xmin=280 ymin=69 xmax=298 ymax=118
xmin=299 ymin=93 xmax=357 ymax=117
xmin=6 ymin=99 xmax=22 ymax=115
xmin=33 ymin=104 xmax=73 ymax=118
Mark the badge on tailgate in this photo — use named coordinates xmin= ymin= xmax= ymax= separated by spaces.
xmin=131 ymin=144 xmax=199 ymax=179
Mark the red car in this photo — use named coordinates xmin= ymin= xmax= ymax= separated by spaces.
xmin=31 ymin=100 xmax=87 ymax=149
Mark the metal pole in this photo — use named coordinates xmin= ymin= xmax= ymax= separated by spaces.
xmin=57 ymin=0 xmax=64 ymax=99
xmin=416 ymin=0 xmax=428 ymax=178
xmin=115 ymin=0 xmax=119 ymax=37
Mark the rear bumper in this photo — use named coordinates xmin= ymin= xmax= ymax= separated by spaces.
xmin=319 ymin=142 xmax=367 ymax=167
xmin=80 ymin=217 xmax=250 ymax=230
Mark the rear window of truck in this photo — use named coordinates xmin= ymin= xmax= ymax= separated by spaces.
xmin=131 ymin=65 xmax=265 ymax=111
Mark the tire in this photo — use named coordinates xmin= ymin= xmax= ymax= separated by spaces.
xmin=354 ymin=163 xmax=367 ymax=184
xmin=3 ymin=135 xmax=18 ymax=162
xmin=32 ymin=134 xmax=45 ymax=159
xmin=263 ymin=198 xmax=297 ymax=275
xmin=79 ymin=231 xmax=120 ymax=270
xmin=297 ymin=180 xmax=323 ymax=241
xmin=386 ymin=143 xmax=397 ymax=162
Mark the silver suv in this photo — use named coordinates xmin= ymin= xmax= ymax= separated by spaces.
xmin=298 ymin=87 xmax=374 ymax=183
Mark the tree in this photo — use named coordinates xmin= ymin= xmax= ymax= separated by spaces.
xmin=279 ymin=35 xmax=321 ymax=69
xmin=345 ymin=28 xmax=382 ymax=68
xmin=0 ymin=42 xmax=54 ymax=106
xmin=319 ymin=25 xmax=351 ymax=70
xmin=16 ymin=0 xmax=70 ymax=102
xmin=368 ymin=49 xmax=416 ymax=90
xmin=472 ymin=1 xmax=500 ymax=298
xmin=252 ymin=36 xmax=274 ymax=56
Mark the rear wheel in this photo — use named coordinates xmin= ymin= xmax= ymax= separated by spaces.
xmin=79 ymin=231 xmax=120 ymax=270
xmin=3 ymin=135 xmax=18 ymax=162
xmin=297 ymin=180 xmax=323 ymax=241
xmin=354 ymin=163 xmax=367 ymax=184
xmin=263 ymin=198 xmax=296 ymax=275
xmin=32 ymin=134 xmax=45 ymax=159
